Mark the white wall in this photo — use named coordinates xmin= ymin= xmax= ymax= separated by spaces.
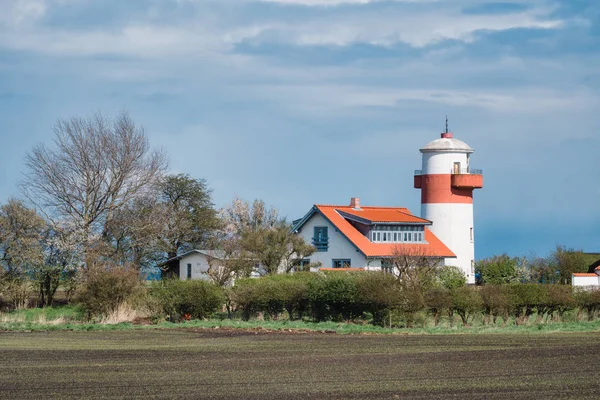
xmin=297 ymin=212 xmax=366 ymax=268
xmin=178 ymin=252 xmax=211 ymax=281
xmin=422 ymin=203 xmax=475 ymax=283
xmin=422 ymin=152 xmax=469 ymax=174
xmin=572 ymin=275 xmax=600 ymax=287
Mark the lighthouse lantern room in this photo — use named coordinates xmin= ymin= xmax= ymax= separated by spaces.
xmin=414 ymin=122 xmax=483 ymax=283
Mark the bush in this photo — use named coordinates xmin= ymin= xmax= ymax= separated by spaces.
xmin=149 ymin=279 xmax=225 ymax=321
xmin=437 ymin=266 xmax=467 ymax=290
xmin=78 ymin=267 xmax=146 ymax=319
xmin=574 ymin=288 xmax=600 ymax=321
xmin=355 ymin=272 xmax=398 ymax=327
xmin=268 ymin=273 xmax=315 ymax=320
xmin=451 ymin=286 xmax=482 ymax=326
xmin=476 ymin=255 xmax=519 ymax=285
xmin=424 ymin=287 xmax=452 ymax=326
xmin=480 ymin=285 xmax=509 ymax=325
xmin=307 ymin=272 xmax=360 ymax=322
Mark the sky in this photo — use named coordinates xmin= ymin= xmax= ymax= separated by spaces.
xmin=0 ymin=0 xmax=599 ymax=259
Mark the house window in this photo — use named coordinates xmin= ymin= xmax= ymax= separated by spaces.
xmin=332 ymin=259 xmax=351 ymax=268
xmin=294 ymin=259 xmax=311 ymax=272
xmin=313 ymin=226 xmax=329 ymax=251
xmin=381 ymin=259 xmax=394 ymax=274
xmin=470 ymin=227 xmax=474 ymax=242
xmin=187 ymin=263 xmax=192 ymax=280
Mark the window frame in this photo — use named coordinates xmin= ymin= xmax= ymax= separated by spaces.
xmin=332 ymin=259 xmax=351 ymax=269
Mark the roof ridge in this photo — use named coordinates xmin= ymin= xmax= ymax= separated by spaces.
xmin=315 ymin=204 xmax=409 ymax=210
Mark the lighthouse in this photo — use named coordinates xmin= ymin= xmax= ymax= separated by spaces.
xmin=414 ymin=122 xmax=483 ymax=283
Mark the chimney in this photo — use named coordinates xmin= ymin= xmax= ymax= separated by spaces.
xmin=350 ymin=197 xmax=361 ymax=210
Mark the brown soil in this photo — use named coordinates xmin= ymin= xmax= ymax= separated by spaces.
xmin=0 ymin=330 xmax=598 ymax=399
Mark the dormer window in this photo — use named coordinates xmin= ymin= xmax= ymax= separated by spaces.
xmin=370 ymin=225 xmax=425 ymax=243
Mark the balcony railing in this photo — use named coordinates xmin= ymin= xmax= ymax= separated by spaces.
xmin=414 ymin=168 xmax=482 ymax=176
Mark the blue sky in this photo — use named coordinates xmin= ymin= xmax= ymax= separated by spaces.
xmin=0 ymin=0 xmax=599 ymax=259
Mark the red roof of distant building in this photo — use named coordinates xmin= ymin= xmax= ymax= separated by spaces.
xmin=312 ymin=204 xmax=455 ymax=258
xmin=572 ymin=273 xmax=598 ymax=277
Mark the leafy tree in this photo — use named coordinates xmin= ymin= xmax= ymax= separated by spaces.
xmin=437 ymin=266 xmax=467 ymax=290
xmin=0 ymin=199 xmax=46 ymax=308
xmin=241 ymin=221 xmax=315 ymax=275
xmin=527 ymin=255 xmax=559 ymax=284
xmin=552 ymin=246 xmax=589 ymax=284
xmin=155 ymin=174 xmax=220 ymax=259
xmin=475 ymin=254 xmax=519 ymax=285
xmin=221 ymin=197 xmax=314 ymax=276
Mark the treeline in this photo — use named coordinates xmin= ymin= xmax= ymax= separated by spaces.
xmin=0 ymin=111 xmax=315 ymax=310
xmin=75 ymin=268 xmax=600 ymax=328
xmin=475 ymin=251 xmax=597 ymax=286
xmin=230 ymin=272 xmax=600 ymax=327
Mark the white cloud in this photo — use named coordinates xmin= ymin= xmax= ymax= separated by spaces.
xmin=0 ymin=0 xmax=565 ymax=58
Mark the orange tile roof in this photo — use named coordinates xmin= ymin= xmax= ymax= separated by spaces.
xmin=314 ymin=205 xmax=455 ymax=258
xmin=339 ymin=207 xmax=431 ymax=224
xmin=572 ymin=273 xmax=599 ymax=277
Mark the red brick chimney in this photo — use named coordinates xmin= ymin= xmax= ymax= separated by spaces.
xmin=350 ymin=197 xmax=361 ymax=210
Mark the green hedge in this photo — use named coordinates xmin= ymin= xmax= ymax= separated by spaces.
xmin=149 ymin=279 xmax=225 ymax=321
xmin=230 ymin=273 xmax=598 ymax=327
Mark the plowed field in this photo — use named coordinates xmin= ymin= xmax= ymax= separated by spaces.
xmin=1 ymin=329 xmax=599 ymax=399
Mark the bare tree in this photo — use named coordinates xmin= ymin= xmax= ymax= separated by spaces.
xmin=388 ymin=246 xmax=443 ymax=290
xmin=205 ymin=237 xmax=255 ymax=287
xmin=21 ymin=111 xmax=168 ymax=255
xmin=220 ymin=197 xmax=280 ymax=236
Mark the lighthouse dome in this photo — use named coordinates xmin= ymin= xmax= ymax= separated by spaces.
xmin=420 ymin=133 xmax=473 ymax=154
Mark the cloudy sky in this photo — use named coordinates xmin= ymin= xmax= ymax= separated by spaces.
xmin=0 ymin=0 xmax=598 ymax=258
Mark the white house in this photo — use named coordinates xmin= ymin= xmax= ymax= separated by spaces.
xmin=158 ymin=249 xmax=263 ymax=283
xmin=158 ymin=250 xmax=220 ymax=281
xmin=572 ymin=269 xmax=600 ymax=287
xmin=292 ymin=197 xmax=455 ymax=272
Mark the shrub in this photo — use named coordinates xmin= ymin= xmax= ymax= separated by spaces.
xmin=574 ymin=288 xmax=600 ymax=321
xmin=149 ymin=279 xmax=225 ymax=321
xmin=307 ymin=272 xmax=360 ymax=322
xmin=545 ymin=284 xmax=575 ymax=321
xmin=437 ymin=266 xmax=467 ymax=290
xmin=268 ymin=273 xmax=315 ymax=320
xmin=503 ymin=284 xmax=546 ymax=325
xmin=355 ymin=272 xmax=398 ymax=327
xmin=476 ymin=255 xmax=519 ymax=285
xmin=451 ymin=286 xmax=483 ymax=326
xmin=231 ymin=279 xmax=262 ymax=321
xmin=0 ymin=274 xmax=31 ymax=310
xmin=424 ymin=287 xmax=452 ymax=326
xmin=78 ymin=267 xmax=146 ymax=319
xmin=480 ymin=285 xmax=509 ymax=325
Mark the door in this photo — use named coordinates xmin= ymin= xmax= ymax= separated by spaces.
xmin=453 ymin=162 xmax=461 ymax=174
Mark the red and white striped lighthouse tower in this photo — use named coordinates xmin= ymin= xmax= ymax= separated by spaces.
xmin=414 ymin=121 xmax=483 ymax=283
